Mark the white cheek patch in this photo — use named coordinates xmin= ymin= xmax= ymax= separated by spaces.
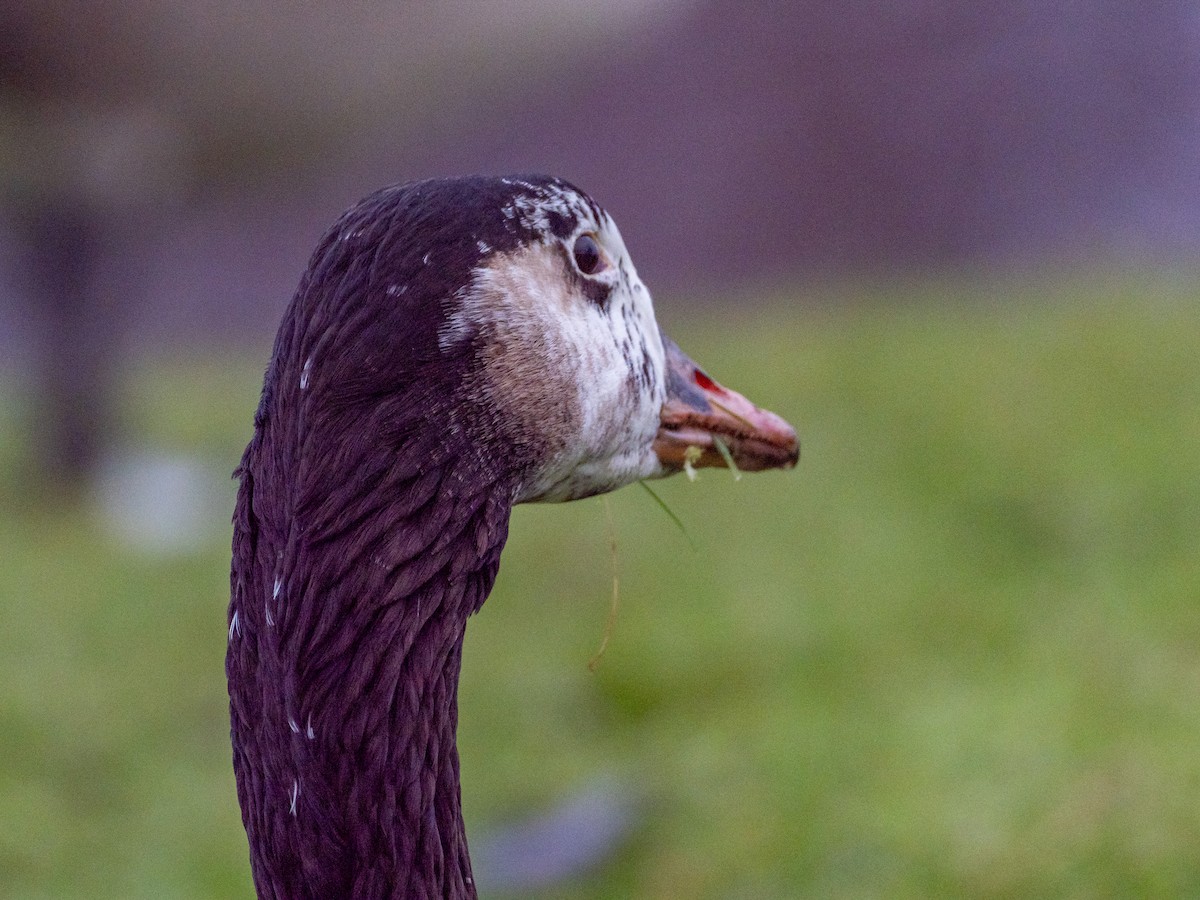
xmin=443 ymin=220 xmax=667 ymax=503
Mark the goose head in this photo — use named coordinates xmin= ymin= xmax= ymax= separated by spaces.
xmin=229 ymin=174 xmax=797 ymax=899
xmin=282 ymin=174 xmax=796 ymax=505
xmin=454 ymin=177 xmax=798 ymax=501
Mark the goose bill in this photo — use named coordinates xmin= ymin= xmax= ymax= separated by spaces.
xmin=653 ymin=336 xmax=799 ymax=473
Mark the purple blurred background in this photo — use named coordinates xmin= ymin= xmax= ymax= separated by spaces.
xmin=3 ymin=0 xmax=1198 ymax=483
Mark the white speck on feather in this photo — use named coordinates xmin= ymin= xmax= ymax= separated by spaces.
xmin=477 ymin=240 xmax=491 ymax=254
xmin=299 ymin=357 xmax=312 ymax=390
xmin=437 ymin=284 xmax=477 ymax=352
xmin=503 ymin=181 xmax=589 ymax=235
xmin=288 ymin=717 xmax=299 ymax=734
xmin=386 ymin=283 xmax=407 ymax=297
xmin=289 ymin=779 xmax=300 ymax=816
xmin=422 ymin=251 xmax=432 ymax=266
xmin=265 ymin=605 xmax=275 ymax=627
xmin=306 ymin=715 xmax=315 ymax=740
xmin=228 ymin=609 xmax=240 ymax=640
xmin=273 ymin=576 xmax=282 ymax=599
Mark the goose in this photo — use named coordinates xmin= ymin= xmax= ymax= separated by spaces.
xmin=227 ymin=174 xmax=798 ymax=899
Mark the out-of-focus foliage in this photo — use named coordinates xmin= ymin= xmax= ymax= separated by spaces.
xmin=1 ymin=275 xmax=1197 ymax=897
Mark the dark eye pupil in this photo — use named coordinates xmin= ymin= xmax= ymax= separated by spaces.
xmin=572 ymin=234 xmax=603 ymax=274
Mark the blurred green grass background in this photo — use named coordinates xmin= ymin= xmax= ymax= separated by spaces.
xmin=1 ymin=274 xmax=1198 ymax=898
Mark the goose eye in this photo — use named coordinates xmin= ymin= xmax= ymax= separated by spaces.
xmin=572 ymin=233 xmax=606 ymax=275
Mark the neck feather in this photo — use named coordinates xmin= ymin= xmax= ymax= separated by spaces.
xmin=228 ymin=431 xmax=512 ymax=900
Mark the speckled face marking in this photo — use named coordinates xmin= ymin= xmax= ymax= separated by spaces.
xmin=440 ymin=180 xmax=667 ymax=502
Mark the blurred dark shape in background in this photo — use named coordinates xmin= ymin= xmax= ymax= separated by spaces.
xmin=23 ymin=201 xmax=108 ymax=487
xmin=2 ymin=0 xmax=1198 ymax=488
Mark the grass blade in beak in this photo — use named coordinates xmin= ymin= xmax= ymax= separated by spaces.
xmin=712 ymin=436 xmax=742 ymax=481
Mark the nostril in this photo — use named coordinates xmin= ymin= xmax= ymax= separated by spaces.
xmin=693 ymin=370 xmax=724 ymax=394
